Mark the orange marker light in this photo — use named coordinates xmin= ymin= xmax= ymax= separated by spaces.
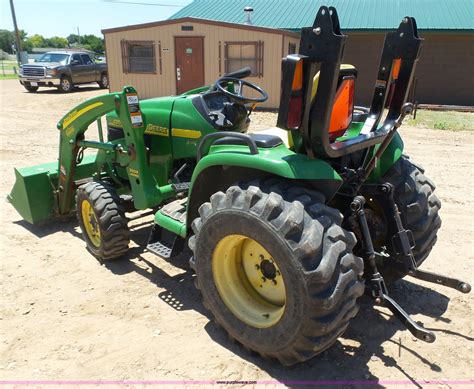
xmin=329 ymin=77 xmax=355 ymax=140
xmin=292 ymin=60 xmax=303 ymax=91
xmin=391 ymin=58 xmax=401 ymax=80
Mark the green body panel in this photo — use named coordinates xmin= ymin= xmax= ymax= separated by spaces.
xmin=154 ymin=211 xmax=187 ymax=238
xmin=367 ymin=132 xmax=404 ymax=181
xmin=7 ymin=154 xmax=97 ymax=224
xmin=170 ymin=97 xmax=215 ymax=159
xmin=194 ymin=143 xmax=342 ymax=181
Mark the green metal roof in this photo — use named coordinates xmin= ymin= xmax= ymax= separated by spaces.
xmin=170 ymin=0 xmax=474 ymax=31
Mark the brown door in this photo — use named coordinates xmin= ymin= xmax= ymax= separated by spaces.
xmin=175 ymin=37 xmax=204 ymax=94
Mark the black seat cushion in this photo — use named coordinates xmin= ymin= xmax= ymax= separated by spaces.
xmin=214 ymin=133 xmax=283 ymax=148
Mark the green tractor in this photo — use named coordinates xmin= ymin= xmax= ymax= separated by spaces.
xmin=9 ymin=6 xmax=470 ymax=365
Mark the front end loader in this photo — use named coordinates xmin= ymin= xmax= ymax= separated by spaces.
xmin=9 ymin=6 xmax=471 ymax=365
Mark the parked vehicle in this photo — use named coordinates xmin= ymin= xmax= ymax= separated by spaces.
xmin=19 ymin=50 xmax=108 ymax=93
xmin=9 ymin=6 xmax=470 ymax=365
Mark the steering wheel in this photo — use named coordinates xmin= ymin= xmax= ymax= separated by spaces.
xmin=215 ymin=77 xmax=268 ymax=104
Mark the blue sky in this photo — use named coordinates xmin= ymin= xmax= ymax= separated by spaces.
xmin=1 ymin=0 xmax=193 ymax=37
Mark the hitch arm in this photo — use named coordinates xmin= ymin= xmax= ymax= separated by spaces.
xmin=409 ymin=270 xmax=471 ymax=294
xmin=350 ymin=194 xmax=436 ymax=343
xmin=382 ymin=293 xmax=436 ymax=343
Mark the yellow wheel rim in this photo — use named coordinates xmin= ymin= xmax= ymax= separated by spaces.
xmin=81 ymin=200 xmax=101 ymax=247
xmin=212 ymin=235 xmax=286 ymax=328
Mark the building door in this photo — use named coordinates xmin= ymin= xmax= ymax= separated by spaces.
xmin=175 ymin=37 xmax=204 ymax=94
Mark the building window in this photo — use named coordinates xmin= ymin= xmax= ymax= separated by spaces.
xmin=121 ymin=40 xmax=156 ymax=74
xmin=224 ymin=41 xmax=264 ymax=77
xmin=288 ymin=42 xmax=297 ymax=55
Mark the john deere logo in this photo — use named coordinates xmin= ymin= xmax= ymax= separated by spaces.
xmin=145 ymin=124 xmax=169 ymax=136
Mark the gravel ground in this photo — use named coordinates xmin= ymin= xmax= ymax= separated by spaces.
xmin=0 ymin=79 xmax=473 ymax=387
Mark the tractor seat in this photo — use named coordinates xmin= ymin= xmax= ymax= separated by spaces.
xmin=214 ymin=133 xmax=283 ymax=148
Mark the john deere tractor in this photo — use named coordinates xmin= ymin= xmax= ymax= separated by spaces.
xmin=9 ymin=6 xmax=470 ymax=365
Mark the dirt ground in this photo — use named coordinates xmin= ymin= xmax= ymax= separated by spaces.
xmin=0 ymin=79 xmax=472 ymax=387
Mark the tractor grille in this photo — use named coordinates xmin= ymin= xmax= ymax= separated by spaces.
xmin=22 ymin=66 xmax=45 ymax=78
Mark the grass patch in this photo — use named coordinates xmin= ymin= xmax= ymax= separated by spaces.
xmin=0 ymin=74 xmax=19 ymax=80
xmin=408 ymin=109 xmax=474 ymax=131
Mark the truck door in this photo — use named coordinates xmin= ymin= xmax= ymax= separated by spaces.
xmin=70 ymin=53 xmax=87 ymax=83
xmin=80 ymin=54 xmax=97 ymax=83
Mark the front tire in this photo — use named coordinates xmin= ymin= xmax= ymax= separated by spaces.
xmin=58 ymin=75 xmax=73 ymax=93
xmin=76 ymin=181 xmax=130 ymax=261
xmin=378 ymin=156 xmax=442 ymax=281
xmin=23 ymin=84 xmax=39 ymax=92
xmin=189 ymin=179 xmax=364 ymax=365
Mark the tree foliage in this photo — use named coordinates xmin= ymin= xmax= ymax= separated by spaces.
xmin=1 ymin=30 xmax=104 ymax=54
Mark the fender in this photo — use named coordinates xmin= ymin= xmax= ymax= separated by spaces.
xmin=368 ymin=132 xmax=404 ymax=182
xmin=186 ymin=144 xmax=343 ymax=228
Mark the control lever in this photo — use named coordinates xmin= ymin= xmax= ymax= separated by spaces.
xmin=351 ymin=195 xmax=436 ymax=343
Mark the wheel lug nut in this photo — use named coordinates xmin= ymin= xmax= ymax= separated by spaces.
xmin=255 ymin=264 xmax=260 ymax=270
xmin=259 ymin=255 xmax=264 ymax=260
xmin=272 ymin=279 xmax=277 ymax=285
xmin=261 ymin=277 xmax=266 ymax=282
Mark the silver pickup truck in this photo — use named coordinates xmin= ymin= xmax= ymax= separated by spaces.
xmin=19 ymin=50 xmax=108 ymax=93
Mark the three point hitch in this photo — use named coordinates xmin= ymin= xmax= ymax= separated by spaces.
xmin=351 ymin=185 xmax=471 ymax=342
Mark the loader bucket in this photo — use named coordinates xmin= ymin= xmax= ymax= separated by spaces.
xmin=8 ymin=154 xmax=97 ymax=225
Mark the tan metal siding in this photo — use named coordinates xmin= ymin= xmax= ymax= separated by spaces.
xmin=282 ymin=35 xmax=300 ymax=57
xmin=104 ymin=22 xmax=291 ymax=108
xmin=335 ymin=33 xmax=474 ymax=106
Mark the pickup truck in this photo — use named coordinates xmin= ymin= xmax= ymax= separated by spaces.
xmin=19 ymin=50 xmax=108 ymax=93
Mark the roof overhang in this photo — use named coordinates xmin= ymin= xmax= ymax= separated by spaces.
xmin=101 ymin=17 xmax=300 ymax=38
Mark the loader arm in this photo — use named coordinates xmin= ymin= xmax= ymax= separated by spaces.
xmin=56 ymin=86 xmax=174 ymax=216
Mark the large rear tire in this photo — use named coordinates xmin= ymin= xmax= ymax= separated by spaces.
xmin=189 ymin=179 xmax=364 ymax=365
xmin=378 ymin=156 xmax=442 ymax=281
xmin=76 ymin=181 xmax=130 ymax=261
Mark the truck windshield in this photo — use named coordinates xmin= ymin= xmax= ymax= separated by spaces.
xmin=38 ymin=53 xmax=69 ymax=65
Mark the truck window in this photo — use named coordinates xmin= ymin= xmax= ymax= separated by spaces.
xmin=81 ymin=54 xmax=93 ymax=65
xmin=71 ymin=54 xmax=83 ymax=64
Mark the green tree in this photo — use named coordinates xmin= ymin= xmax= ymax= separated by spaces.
xmin=67 ymin=34 xmax=80 ymax=45
xmin=27 ymin=34 xmax=45 ymax=48
xmin=81 ymin=34 xmax=104 ymax=53
xmin=0 ymin=29 xmax=15 ymax=53
xmin=44 ymin=36 xmax=68 ymax=48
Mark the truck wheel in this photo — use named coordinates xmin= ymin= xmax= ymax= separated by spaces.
xmin=24 ymin=84 xmax=38 ymax=92
xmin=98 ymin=73 xmax=109 ymax=89
xmin=58 ymin=76 xmax=73 ymax=93
xmin=377 ymin=156 xmax=442 ymax=281
xmin=188 ymin=179 xmax=364 ymax=365
xmin=76 ymin=181 xmax=130 ymax=261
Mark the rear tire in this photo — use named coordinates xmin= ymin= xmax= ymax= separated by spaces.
xmin=189 ymin=179 xmax=364 ymax=365
xmin=378 ymin=156 xmax=442 ymax=281
xmin=76 ymin=181 xmax=130 ymax=261
xmin=24 ymin=84 xmax=39 ymax=92
xmin=98 ymin=73 xmax=109 ymax=89
xmin=58 ymin=75 xmax=73 ymax=93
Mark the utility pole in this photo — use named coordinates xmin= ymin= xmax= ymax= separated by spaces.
xmin=77 ymin=27 xmax=81 ymax=46
xmin=9 ymin=0 xmax=23 ymax=65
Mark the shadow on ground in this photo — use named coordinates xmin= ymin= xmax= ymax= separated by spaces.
xmin=17 ymin=217 xmax=471 ymax=387
xmin=22 ymin=85 xmax=103 ymax=95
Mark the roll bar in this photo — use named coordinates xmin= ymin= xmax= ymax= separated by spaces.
xmin=277 ymin=6 xmax=422 ymax=159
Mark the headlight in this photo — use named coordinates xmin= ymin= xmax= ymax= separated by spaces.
xmin=45 ymin=68 xmax=58 ymax=76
